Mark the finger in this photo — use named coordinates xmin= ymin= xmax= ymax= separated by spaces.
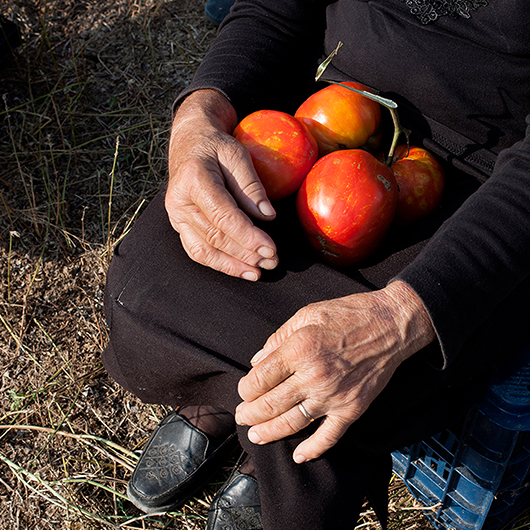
xmin=166 ymin=166 xmax=278 ymax=267
xmin=174 ymin=206 xmax=278 ymax=272
xmin=236 ymin=378 xmax=303 ymax=426
xmin=293 ymin=415 xmax=352 ymax=463
xmin=218 ymin=138 xmax=277 ymax=221
xmin=257 ymin=307 xmax=315 ymax=358
xmin=177 ymin=223 xmax=264 ymax=280
xmin=250 ymin=321 xmax=299 ymax=366
xmin=245 ymin=402 xmax=316 ymax=446
xmin=193 ymin=178 xmax=277 ymax=258
xmin=237 ymin=349 xmax=292 ymax=402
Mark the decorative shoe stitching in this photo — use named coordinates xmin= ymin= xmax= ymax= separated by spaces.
xmin=218 ymin=506 xmax=262 ymax=530
xmin=139 ymin=441 xmax=190 ymax=486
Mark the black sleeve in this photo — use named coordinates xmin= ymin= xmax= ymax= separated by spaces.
xmin=174 ymin=0 xmax=329 ymax=119
xmin=397 ymin=114 xmax=530 ymax=368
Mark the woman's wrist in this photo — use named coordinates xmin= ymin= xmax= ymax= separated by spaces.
xmin=382 ymin=280 xmax=436 ymax=361
xmin=173 ymin=89 xmax=238 ymax=135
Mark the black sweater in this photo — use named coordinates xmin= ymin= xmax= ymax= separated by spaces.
xmin=176 ymin=0 xmax=530 ymax=367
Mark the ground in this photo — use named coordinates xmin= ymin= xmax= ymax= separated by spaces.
xmin=0 ymin=1 xmax=528 ymax=529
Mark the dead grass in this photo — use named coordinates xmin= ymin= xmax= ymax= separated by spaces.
xmin=0 ymin=1 xmax=528 ymax=529
xmin=1 ymin=1 xmax=223 ymax=527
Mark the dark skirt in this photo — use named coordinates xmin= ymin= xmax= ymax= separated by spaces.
xmin=101 ymin=167 xmax=526 ymax=530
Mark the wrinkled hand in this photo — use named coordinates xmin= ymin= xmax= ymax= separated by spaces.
xmin=236 ymin=281 xmax=435 ymax=463
xmin=166 ymin=89 xmax=278 ymax=280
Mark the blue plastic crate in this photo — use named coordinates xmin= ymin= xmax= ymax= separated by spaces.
xmin=392 ymin=348 xmax=530 ymax=530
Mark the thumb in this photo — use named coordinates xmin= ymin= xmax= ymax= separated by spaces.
xmin=219 ymin=138 xmax=276 ymax=220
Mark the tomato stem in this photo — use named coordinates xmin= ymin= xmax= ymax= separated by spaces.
xmin=386 ymin=105 xmax=411 ymax=166
xmin=315 ymin=42 xmax=411 ymax=166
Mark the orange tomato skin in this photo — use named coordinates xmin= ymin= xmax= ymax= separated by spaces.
xmin=297 ymin=149 xmax=397 ymax=267
xmin=390 ymin=146 xmax=445 ymax=225
xmin=233 ymin=110 xmax=318 ymax=201
xmin=295 ymin=82 xmax=381 ymax=158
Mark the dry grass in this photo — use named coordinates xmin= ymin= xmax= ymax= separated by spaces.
xmin=1 ymin=1 xmax=223 ymax=527
xmin=0 ymin=1 xmax=528 ymax=529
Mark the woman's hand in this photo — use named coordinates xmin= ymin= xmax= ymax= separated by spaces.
xmin=236 ymin=281 xmax=435 ymax=462
xmin=166 ymin=89 xmax=278 ymax=280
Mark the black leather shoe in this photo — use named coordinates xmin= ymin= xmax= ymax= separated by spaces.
xmin=127 ymin=411 xmax=237 ymax=513
xmin=207 ymin=467 xmax=262 ymax=530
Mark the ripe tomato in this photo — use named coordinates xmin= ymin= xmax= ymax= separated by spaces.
xmin=297 ymin=149 xmax=397 ymax=267
xmin=295 ymin=82 xmax=381 ymax=157
xmin=390 ymin=145 xmax=445 ymax=225
xmin=233 ymin=110 xmax=318 ymax=201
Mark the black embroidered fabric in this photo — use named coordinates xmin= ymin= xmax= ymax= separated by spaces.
xmin=402 ymin=0 xmax=489 ymax=24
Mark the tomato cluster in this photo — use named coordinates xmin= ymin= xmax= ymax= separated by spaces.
xmin=234 ymin=82 xmax=445 ymax=267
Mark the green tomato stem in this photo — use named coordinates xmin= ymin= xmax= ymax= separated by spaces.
xmin=315 ymin=42 xmax=410 ymax=166
xmin=386 ymin=104 xmax=411 ymax=166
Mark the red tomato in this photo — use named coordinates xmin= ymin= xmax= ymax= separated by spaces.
xmin=295 ymin=82 xmax=381 ymax=157
xmin=233 ymin=110 xmax=318 ymax=201
xmin=297 ymin=149 xmax=397 ymax=267
xmin=391 ymin=146 xmax=445 ymax=225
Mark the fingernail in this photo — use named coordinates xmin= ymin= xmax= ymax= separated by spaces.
xmin=251 ymin=348 xmax=272 ymax=365
xmin=250 ymin=349 xmax=264 ymax=365
xmin=241 ymin=271 xmax=258 ymax=281
xmin=293 ymin=453 xmax=307 ymax=464
xmin=235 ymin=407 xmax=246 ymax=426
xmin=258 ymin=200 xmax=275 ymax=217
xmin=248 ymin=430 xmax=262 ymax=444
xmin=258 ymin=258 xmax=277 ymax=270
xmin=257 ymin=246 xmax=275 ymax=259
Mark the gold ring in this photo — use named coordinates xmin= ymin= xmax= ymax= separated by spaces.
xmin=298 ymin=402 xmax=315 ymax=423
